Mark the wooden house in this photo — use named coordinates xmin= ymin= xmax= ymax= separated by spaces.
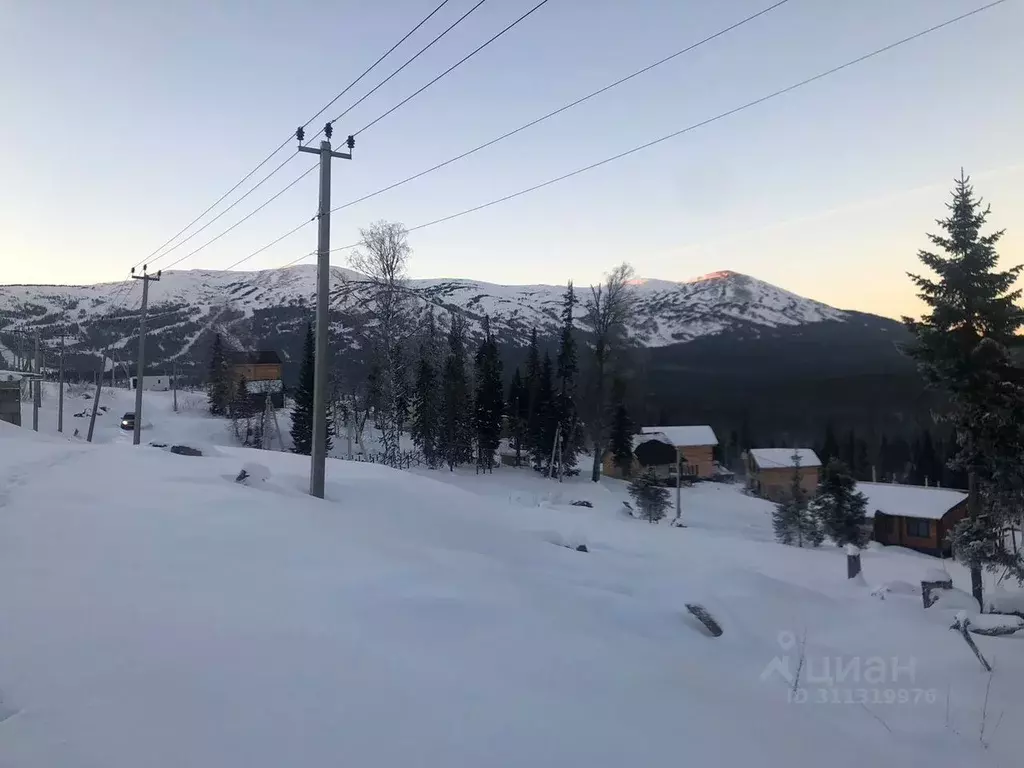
xmin=227 ymin=350 xmax=284 ymax=408
xmin=860 ymin=482 xmax=968 ymax=557
xmin=228 ymin=350 xmax=283 ymax=383
xmin=602 ymin=432 xmax=675 ymax=480
xmin=641 ymin=426 xmax=719 ymax=479
xmin=745 ymin=448 xmax=821 ymax=501
xmin=602 ymin=425 xmax=718 ymax=481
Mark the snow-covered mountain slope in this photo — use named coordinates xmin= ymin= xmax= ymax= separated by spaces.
xmin=0 ymin=266 xmax=849 ymax=370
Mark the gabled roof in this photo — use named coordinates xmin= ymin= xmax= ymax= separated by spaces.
xmin=641 ymin=425 xmax=718 ymax=447
xmin=749 ymin=448 xmax=821 ymax=469
xmin=857 ymin=482 xmax=968 ymax=521
xmin=0 ymin=370 xmax=40 ymax=382
xmin=228 ymin=350 xmax=282 ymax=365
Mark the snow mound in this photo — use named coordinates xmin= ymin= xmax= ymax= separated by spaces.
xmin=931 ymin=588 xmax=981 ymax=613
xmin=237 ymin=461 xmax=271 ymax=484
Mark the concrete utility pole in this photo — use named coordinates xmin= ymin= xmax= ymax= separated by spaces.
xmin=131 ymin=265 xmax=161 ymax=446
xmin=57 ymin=329 xmax=65 ymax=433
xmin=32 ymin=328 xmax=41 ymax=431
xmin=87 ymin=352 xmax=106 ymax=443
xmin=172 ymin=362 xmax=178 ymax=412
xmin=297 ymin=124 xmax=353 ymax=498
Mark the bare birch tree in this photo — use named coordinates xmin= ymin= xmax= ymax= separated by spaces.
xmin=348 ymin=220 xmax=414 ymax=467
xmin=583 ymin=262 xmax=636 ymax=482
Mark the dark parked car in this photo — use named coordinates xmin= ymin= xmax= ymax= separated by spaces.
xmin=120 ymin=412 xmax=135 ymax=431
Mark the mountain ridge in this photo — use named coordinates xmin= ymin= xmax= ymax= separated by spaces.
xmin=0 ymin=264 xmax=894 ymax=374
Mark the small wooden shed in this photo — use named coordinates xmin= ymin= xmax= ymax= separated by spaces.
xmin=859 ymin=482 xmax=968 ymax=557
xmin=745 ymin=448 xmax=821 ymax=501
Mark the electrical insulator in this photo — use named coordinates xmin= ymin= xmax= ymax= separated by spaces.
xmin=346 ymin=135 xmax=355 ymax=151
xmin=324 ymin=122 xmax=333 ymax=140
xmin=296 ymin=126 xmax=305 ymax=142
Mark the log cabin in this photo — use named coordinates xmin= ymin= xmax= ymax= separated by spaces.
xmin=602 ymin=426 xmax=719 ymax=481
xmin=859 ymin=482 xmax=968 ymax=557
xmin=745 ymin=448 xmax=821 ymax=501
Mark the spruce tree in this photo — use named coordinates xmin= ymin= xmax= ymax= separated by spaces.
xmin=206 ymin=333 xmax=230 ymax=416
xmin=608 ymin=377 xmax=635 ymax=477
xmin=393 ymin=342 xmax=411 ymax=439
xmin=628 ymin=467 xmax=670 ymax=523
xmin=904 ymin=172 xmax=1024 ymax=600
xmin=772 ymin=453 xmax=821 ymax=546
xmin=411 ymin=315 xmax=442 ymax=468
xmin=524 ymin=328 xmax=542 ymax=463
xmin=290 ymin=323 xmax=315 ymax=455
xmin=854 ymin=438 xmax=870 ymax=481
xmin=877 ymin=434 xmax=890 ymax=482
xmin=441 ymin=314 xmax=474 ymax=470
xmin=507 ymin=367 xmax=528 ymax=467
xmin=473 ymin=316 xmax=504 ymax=472
xmin=812 ymin=459 xmax=869 ymax=548
xmin=821 ymin=423 xmax=839 ymax=465
xmin=533 ymin=351 xmax=556 ymax=470
xmin=555 ymin=281 xmax=579 ymax=474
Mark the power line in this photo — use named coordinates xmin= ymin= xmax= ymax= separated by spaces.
xmin=135 ymin=0 xmax=460 ymax=271
xmin=319 ymin=0 xmax=492 ymax=134
xmin=355 ymin=0 xmax=553 ymax=135
xmin=224 ymin=223 xmax=316 ymax=271
xmin=223 ymin=0 xmax=790 ymax=271
xmin=333 ymin=0 xmax=792 ymax=214
xmin=300 ymin=0 xmax=457 ymax=141
xmin=146 ymin=151 xmax=301 ymax=268
xmin=278 ymin=0 xmax=1007 ymax=267
xmin=159 ymin=163 xmax=318 ymax=272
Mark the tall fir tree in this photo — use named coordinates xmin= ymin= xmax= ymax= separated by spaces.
xmin=877 ymin=434 xmax=891 ymax=482
xmin=289 ymin=324 xmax=331 ymax=455
xmin=608 ymin=377 xmax=635 ymax=477
xmin=812 ymin=459 xmax=869 ymax=548
xmin=533 ymin=351 xmax=556 ymax=470
xmin=206 ymin=333 xmax=231 ymax=416
xmin=507 ymin=367 xmax=528 ymax=467
xmin=411 ymin=314 xmax=442 ymax=468
xmin=441 ymin=313 xmax=474 ymax=470
xmin=392 ymin=342 xmax=411 ymax=439
xmin=904 ymin=172 xmax=1024 ymax=601
xmin=854 ymin=438 xmax=870 ymax=481
xmin=474 ymin=316 xmax=504 ymax=472
xmin=554 ymin=281 xmax=579 ymax=475
xmin=820 ymin=422 xmax=840 ymax=466
xmin=524 ymin=328 xmax=543 ymax=464
xmin=290 ymin=323 xmax=315 ymax=455
xmin=772 ymin=453 xmax=822 ymax=546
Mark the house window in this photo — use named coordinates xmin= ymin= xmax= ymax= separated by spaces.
xmin=905 ymin=518 xmax=931 ymax=539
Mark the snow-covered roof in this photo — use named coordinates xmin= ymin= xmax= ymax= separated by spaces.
xmin=749 ymin=448 xmax=821 ymax=469
xmin=0 ymin=370 xmax=39 ymax=382
xmin=632 ymin=432 xmax=675 ymax=451
xmin=856 ymin=482 xmax=967 ymax=521
xmin=641 ymin=425 xmax=718 ymax=447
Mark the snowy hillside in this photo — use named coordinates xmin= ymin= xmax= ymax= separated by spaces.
xmin=1 ymin=391 xmax=1022 ymax=766
xmin=0 ymin=267 xmax=848 ymax=371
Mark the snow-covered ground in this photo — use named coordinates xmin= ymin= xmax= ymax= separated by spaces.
xmin=1 ymin=387 xmax=1022 ymax=766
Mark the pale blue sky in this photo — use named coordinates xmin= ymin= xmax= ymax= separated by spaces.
xmin=1 ymin=0 xmax=1021 ymax=317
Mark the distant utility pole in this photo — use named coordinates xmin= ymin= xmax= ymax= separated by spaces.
xmin=87 ymin=351 xmax=107 ymax=443
xmin=32 ymin=328 xmax=41 ymax=431
xmin=57 ymin=329 xmax=65 ymax=433
xmin=297 ymin=123 xmax=353 ymax=498
xmin=131 ymin=265 xmax=161 ymax=446
xmin=172 ymin=362 xmax=178 ymax=412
